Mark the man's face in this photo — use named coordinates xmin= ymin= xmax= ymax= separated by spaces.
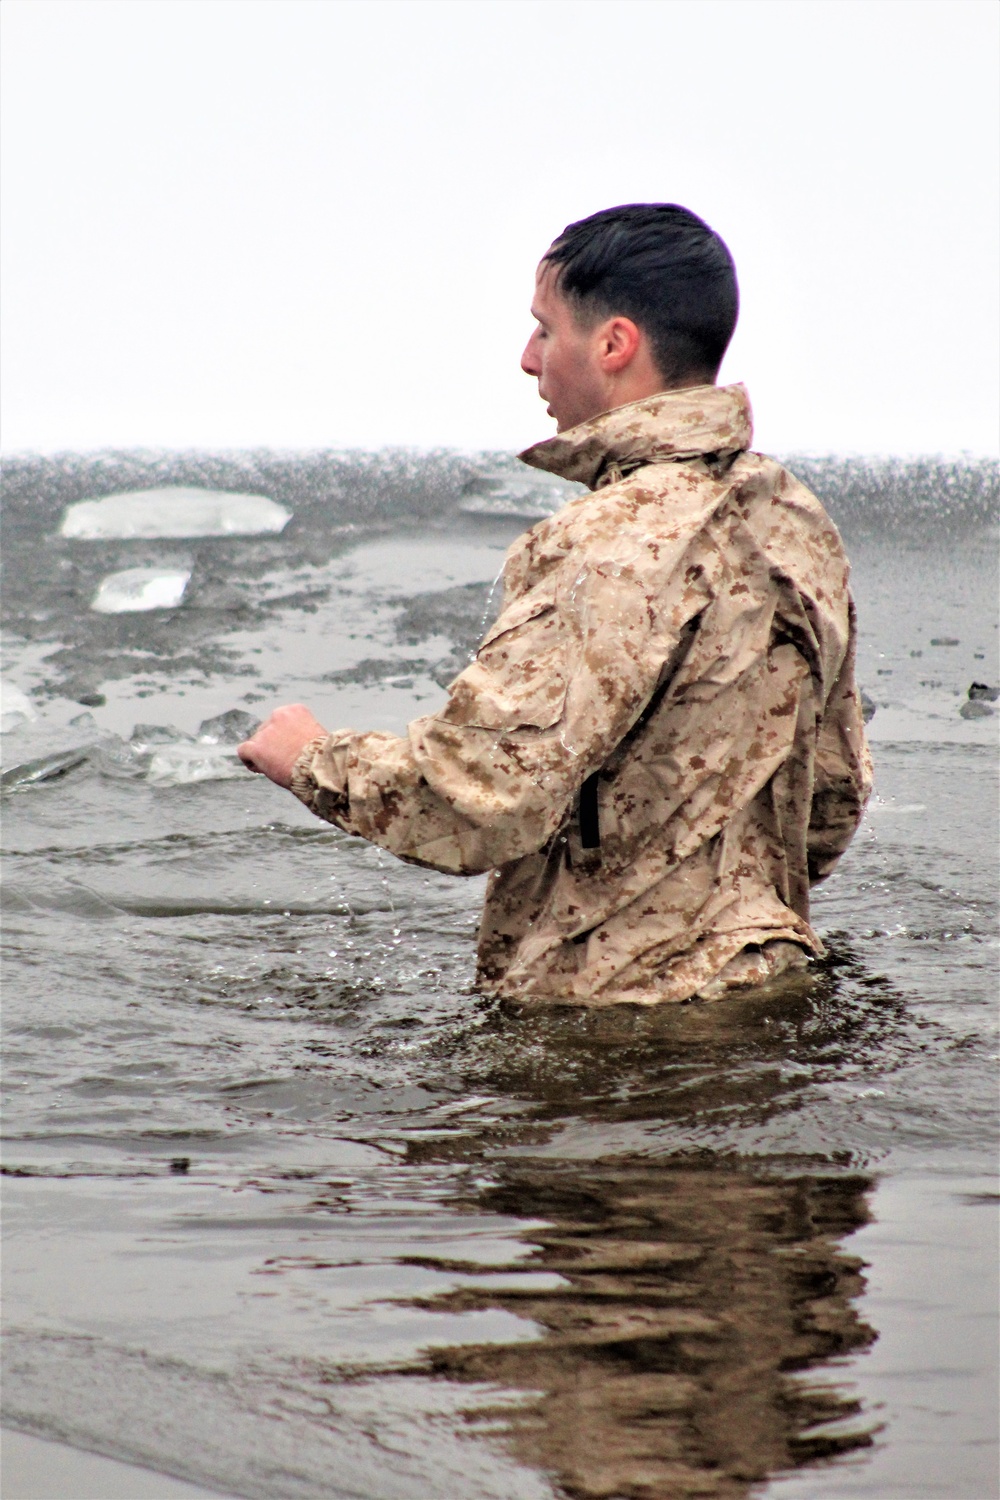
xmin=520 ymin=262 xmax=609 ymax=433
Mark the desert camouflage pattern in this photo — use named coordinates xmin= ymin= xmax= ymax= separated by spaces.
xmin=291 ymin=383 xmax=872 ymax=1004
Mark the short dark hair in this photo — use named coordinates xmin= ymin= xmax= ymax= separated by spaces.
xmin=542 ymin=204 xmax=739 ymax=386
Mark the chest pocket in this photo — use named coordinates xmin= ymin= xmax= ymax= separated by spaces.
xmin=440 ymin=592 xmax=570 ymax=732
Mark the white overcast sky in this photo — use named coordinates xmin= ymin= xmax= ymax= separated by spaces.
xmin=1 ymin=0 xmax=997 ymax=457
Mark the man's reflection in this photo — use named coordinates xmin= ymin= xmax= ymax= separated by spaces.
xmin=416 ymin=1159 xmax=877 ymax=1499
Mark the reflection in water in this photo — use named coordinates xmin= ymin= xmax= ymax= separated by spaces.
xmin=418 ymin=1160 xmax=876 ymax=1499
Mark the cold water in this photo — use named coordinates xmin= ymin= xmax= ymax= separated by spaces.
xmin=1 ymin=449 xmax=997 ymax=1499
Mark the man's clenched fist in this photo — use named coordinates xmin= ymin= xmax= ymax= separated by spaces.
xmin=237 ymin=704 xmax=329 ymax=788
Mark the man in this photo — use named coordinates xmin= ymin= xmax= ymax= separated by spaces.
xmin=238 ymin=203 xmax=872 ymax=1005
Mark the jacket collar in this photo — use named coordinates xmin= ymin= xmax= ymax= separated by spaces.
xmin=518 ymin=382 xmax=753 ymax=491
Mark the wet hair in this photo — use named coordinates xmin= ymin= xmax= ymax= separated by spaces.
xmin=543 ymin=203 xmax=739 ymax=386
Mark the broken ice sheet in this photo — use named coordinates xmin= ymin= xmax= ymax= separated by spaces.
xmin=60 ymin=487 xmax=291 ymax=540
xmin=91 ymin=569 xmax=192 ymax=614
xmin=335 ymin=538 xmax=507 ymax=596
xmin=458 ymin=471 xmax=579 ymax=520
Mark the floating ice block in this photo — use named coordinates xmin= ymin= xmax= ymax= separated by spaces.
xmin=0 ymin=682 xmax=38 ymax=733
xmin=92 ymin=568 xmax=192 ymax=613
xmin=60 ymin=487 xmax=292 ymax=540
xmin=145 ymin=743 xmax=251 ymax=785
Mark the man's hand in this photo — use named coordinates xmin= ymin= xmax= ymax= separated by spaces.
xmin=237 ymin=704 xmax=329 ymax=789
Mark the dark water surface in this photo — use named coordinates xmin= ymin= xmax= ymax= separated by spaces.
xmin=2 ymin=451 xmax=997 ymax=1499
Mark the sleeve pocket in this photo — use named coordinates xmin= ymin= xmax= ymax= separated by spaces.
xmin=440 ymin=593 xmax=569 ymax=732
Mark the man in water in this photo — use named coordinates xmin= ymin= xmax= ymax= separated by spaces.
xmin=238 ymin=203 xmax=872 ymax=1005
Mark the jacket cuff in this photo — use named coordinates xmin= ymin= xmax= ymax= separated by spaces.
xmin=289 ymin=735 xmax=329 ymax=813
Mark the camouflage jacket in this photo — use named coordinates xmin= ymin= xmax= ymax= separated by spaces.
xmin=291 ymin=384 xmax=872 ymax=1004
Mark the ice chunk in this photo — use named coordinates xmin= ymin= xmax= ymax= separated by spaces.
xmin=145 ymin=744 xmax=252 ymax=785
xmin=196 ymin=709 xmax=261 ymax=744
xmin=60 ymin=487 xmax=292 ymax=540
xmin=92 ymin=568 xmax=191 ymax=614
xmin=0 ymin=703 xmax=115 ymax=788
xmin=82 ymin=728 xmax=250 ymax=785
xmin=130 ymin=723 xmax=194 ymax=746
xmin=0 ymin=682 xmax=38 ymax=734
xmin=0 ymin=747 xmax=90 ymax=791
xmin=90 ymin=736 xmax=153 ymax=780
xmin=2 ymin=715 xmax=122 ymax=789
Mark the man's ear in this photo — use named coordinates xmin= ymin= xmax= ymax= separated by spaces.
xmin=598 ymin=316 xmax=643 ymax=374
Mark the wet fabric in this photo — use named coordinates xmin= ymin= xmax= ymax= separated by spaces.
xmin=291 ymin=383 xmax=872 ymax=1004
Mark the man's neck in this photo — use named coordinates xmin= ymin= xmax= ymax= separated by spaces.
xmin=598 ymin=369 xmax=715 ymax=419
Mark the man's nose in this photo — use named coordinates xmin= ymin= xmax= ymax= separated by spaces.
xmin=521 ymin=336 xmax=541 ymax=376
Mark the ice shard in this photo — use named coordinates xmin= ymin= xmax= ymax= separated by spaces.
xmin=60 ymin=487 xmax=292 ymax=540
xmin=91 ymin=568 xmax=192 ymax=613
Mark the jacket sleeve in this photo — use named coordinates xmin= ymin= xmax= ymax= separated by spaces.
xmin=807 ymin=605 xmax=874 ymax=883
xmin=290 ymin=550 xmax=709 ymax=875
